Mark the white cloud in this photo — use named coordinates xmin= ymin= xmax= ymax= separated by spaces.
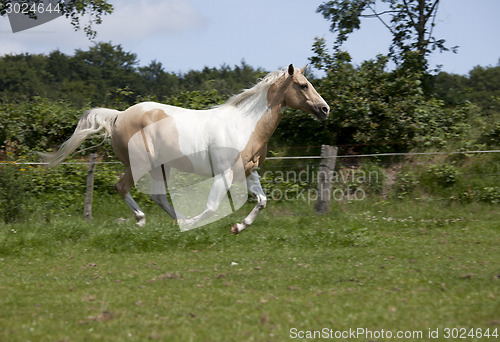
xmin=0 ymin=0 xmax=206 ymax=56
xmin=98 ymin=0 xmax=207 ymax=40
xmin=0 ymin=15 xmax=87 ymax=56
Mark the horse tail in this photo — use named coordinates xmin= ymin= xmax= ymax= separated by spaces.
xmin=44 ymin=108 xmax=121 ymax=168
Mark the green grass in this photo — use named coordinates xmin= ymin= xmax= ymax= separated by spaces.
xmin=0 ymin=197 xmax=499 ymax=341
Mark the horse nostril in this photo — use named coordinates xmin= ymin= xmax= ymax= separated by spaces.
xmin=321 ymin=106 xmax=329 ymax=114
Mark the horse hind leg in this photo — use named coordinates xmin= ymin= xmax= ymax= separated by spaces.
xmin=149 ymin=165 xmax=185 ymax=220
xmin=115 ymin=168 xmax=146 ymax=226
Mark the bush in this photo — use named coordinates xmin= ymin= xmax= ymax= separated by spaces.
xmin=426 ymin=164 xmax=460 ymax=187
xmin=359 ymin=164 xmax=386 ymax=194
xmin=478 ymin=187 xmax=500 ymax=204
xmin=478 ymin=121 xmax=500 ymax=148
xmin=0 ymin=159 xmax=128 ymax=223
xmin=0 ymin=162 xmax=31 ymax=223
xmin=0 ymin=97 xmax=84 ymax=156
xmin=392 ymin=171 xmax=419 ymax=199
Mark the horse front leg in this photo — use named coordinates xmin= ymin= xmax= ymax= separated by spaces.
xmin=231 ymin=170 xmax=267 ymax=234
xmin=179 ymin=169 xmax=234 ymax=230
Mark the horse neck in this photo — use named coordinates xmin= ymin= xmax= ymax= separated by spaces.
xmin=255 ymin=76 xmax=291 ymax=139
xmin=238 ymin=80 xmax=287 ymax=142
xmin=227 ymin=71 xmax=289 ymax=132
xmin=257 ymin=83 xmax=286 ymax=139
xmin=228 ymin=80 xmax=285 ymax=140
xmin=237 ymin=79 xmax=288 ymax=172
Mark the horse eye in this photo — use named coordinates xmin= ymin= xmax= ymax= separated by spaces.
xmin=300 ymin=83 xmax=309 ymax=90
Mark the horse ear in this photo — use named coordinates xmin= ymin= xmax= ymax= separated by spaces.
xmin=288 ymin=64 xmax=294 ymax=76
xmin=299 ymin=64 xmax=308 ymax=74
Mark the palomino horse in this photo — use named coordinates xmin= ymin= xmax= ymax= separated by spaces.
xmin=47 ymin=64 xmax=329 ymax=233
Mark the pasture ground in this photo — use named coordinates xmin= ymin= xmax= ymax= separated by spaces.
xmin=0 ymin=197 xmax=499 ymax=341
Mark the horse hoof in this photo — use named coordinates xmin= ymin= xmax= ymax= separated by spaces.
xmin=230 ymin=224 xmax=240 ymax=234
xmin=136 ymin=218 xmax=146 ymax=227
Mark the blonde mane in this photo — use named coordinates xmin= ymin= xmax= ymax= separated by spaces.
xmin=223 ymin=69 xmax=285 ymax=110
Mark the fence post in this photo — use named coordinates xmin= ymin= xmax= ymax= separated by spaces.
xmin=84 ymin=153 xmax=97 ymax=222
xmin=315 ymin=145 xmax=338 ymax=214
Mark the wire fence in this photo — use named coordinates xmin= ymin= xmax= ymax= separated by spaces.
xmin=2 ymin=146 xmax=499 ymax=221
xmin=267 ymin=149 xmax=500 ymax=159
xmin=3 ymin=148 xmax=500 ymax=190
xmin=1 ymin=145 xmax=499 ymax=225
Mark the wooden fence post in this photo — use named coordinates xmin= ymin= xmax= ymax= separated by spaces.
xmin=315 ymin=145 xmax=338 ymax=214
xmin=84 ymin=153 xmax=97 ymax=222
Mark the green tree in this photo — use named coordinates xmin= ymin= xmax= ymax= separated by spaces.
xmin=467 ymin=64 xmax=500 ymax=115
xmin=179 ymin=61 xmax=266 ymax=96
xmin=433 ymin=72 xmax=469 ymax=106
xmin=434 ymin=62 xmax=500 ymax=115
xmin=72 ymin=42 xmax=141 ymax=106
xmin=280 ymin=49 xmax=433 ymax=153
xmin=0 ymin=53 xmax=50 ymax=100
xmin=138 ymin=60 xmax=180 ymax=99
xmin=316 ymin=0 xmax=457 ymax=72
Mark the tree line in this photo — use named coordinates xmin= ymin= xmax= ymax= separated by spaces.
xmin=0 ymin=41 xmax=499 ymax=158
xmin=0 ymin=42 xmax=266 ymax=108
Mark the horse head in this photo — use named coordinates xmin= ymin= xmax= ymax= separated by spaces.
xmin=282 ymin=64 xmax=330 ymax=120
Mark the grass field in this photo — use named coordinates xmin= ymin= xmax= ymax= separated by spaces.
xmin=0 ymin=196 xmax=499 ymax=341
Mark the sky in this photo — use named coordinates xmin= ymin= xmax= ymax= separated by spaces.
xmin=0 ymin=0 xmax=499 ymax=76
